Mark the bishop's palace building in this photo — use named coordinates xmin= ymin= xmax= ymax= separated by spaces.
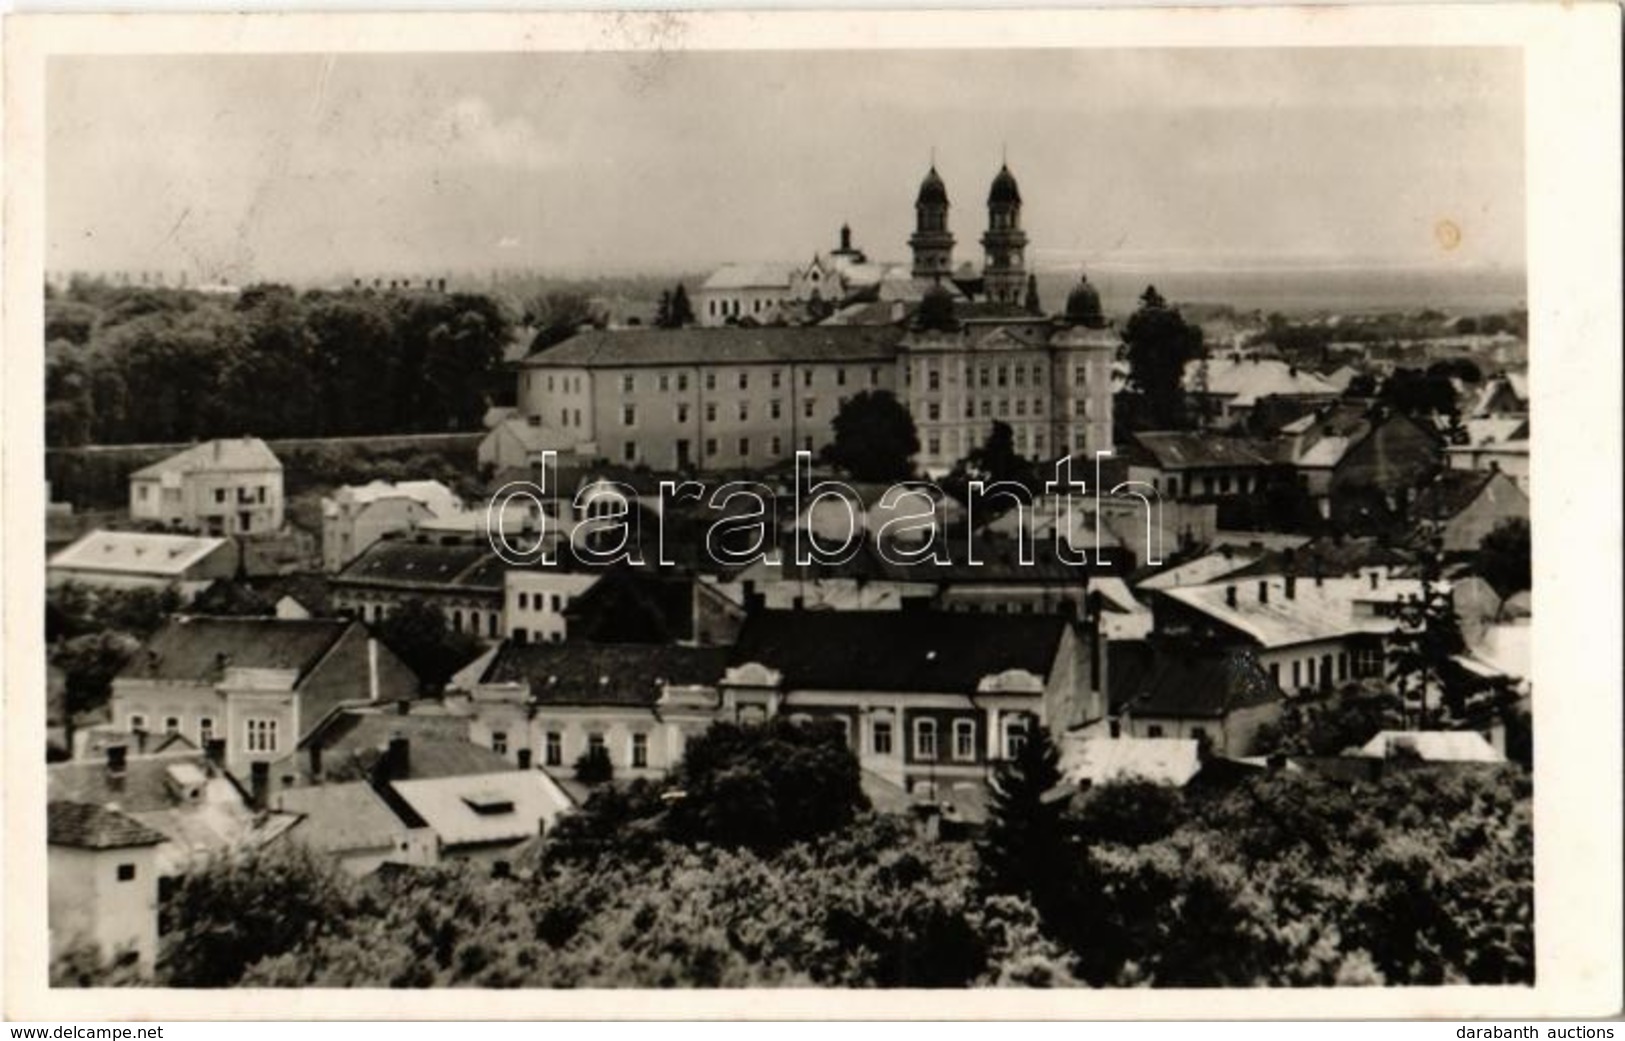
xmin=485 ymin=162 xmax=1116 ymax=477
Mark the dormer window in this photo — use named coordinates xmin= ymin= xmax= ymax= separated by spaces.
xmin=461 ymin=791 xmax=515 ymax=816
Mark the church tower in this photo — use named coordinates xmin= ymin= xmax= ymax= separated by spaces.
xmin=909 ymin=165 xmax=955 ymax=280
xmin=980 ymin=163 xmax=1029 ymax=306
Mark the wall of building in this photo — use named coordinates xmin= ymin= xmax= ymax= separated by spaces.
xmin=323 ymin=498 xmax=437 ymax=573
xmin=48 ymin=843 xmax=159 ymax=970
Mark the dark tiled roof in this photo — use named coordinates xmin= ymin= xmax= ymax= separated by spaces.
xmin=295 ymin=710 xmax=513 ymax=782
xmin=481 ymin=641 xmax=730 ymax=707
xmin=1412 ymin=469 xmax=1502 ymax=521
xmin=118 ymin=617 xmax=351 ymax=683
xmin=730 ymin=609 xmax=1068 ymax=694
xmin=48 ymin=800 xmax=168 ymax=849
xmin=519 ymin=325 xmax=905 ymax=369
xmin=334 ymin=536 xmax=495 ymax=591
xmin=1128 ymin=432 xmax=1275 ymax=470
xmin=562 ymin=566 xmax=695 ymax=643
xmin=1109 ymin=640 xmax=1283 ymax=719
xmin=49 ymin=753 xmax=215 ymax=812
xmin=1224 ymin=536 xmax=1413 ymax=581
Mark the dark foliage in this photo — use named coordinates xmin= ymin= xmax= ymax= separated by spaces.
xmin=820 ymin=390 xmax=920 ymax=483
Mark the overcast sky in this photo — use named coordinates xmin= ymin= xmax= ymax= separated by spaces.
xmin=48 ymin=48 xmax=1524 ymax=282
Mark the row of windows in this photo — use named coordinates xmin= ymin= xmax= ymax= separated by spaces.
xmin=514 ymin=591 xmax=569 ymax=613
xmin=925 ymin=427 xmax=1045 ymax=458
xmin=921 ymin=397 xmax=1046 ymax=422
xmin=614 ymin=366 xmax=883 ymax=396
xmin=1265 ymin=647 xmax=1384 ymax=693
xmin=542 ymin=374 xmax=585 ymax=395
xmin=627 ymin=435 xmax=803 ymax=464
xmin=918 ymin=361 xmax=1048 ymax=391
xmin=127 ymin=712 xmax=217 ymax=746
xmin=356 ymin=601 xmax=499 ymax=639
xmin=504 ymin=729 xmax=651 ymax=769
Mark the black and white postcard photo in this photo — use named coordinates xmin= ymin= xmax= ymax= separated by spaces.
xmin=2 ymin=4 xmax=1620 ymax=1024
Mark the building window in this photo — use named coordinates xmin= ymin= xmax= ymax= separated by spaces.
xmin=770 ymin=399 xmax=782 ymax=419
xmin=927 ymin=436 xmax=941 ymax=456
xmin=738 ymin=402 xmax=749 ymax=421
xmin=678 ymin=373 xmax=690 ymax=392
xmin=492 ymin=731 xmax=509 ymax=756
xmin=214 ymin=489 xmax=226 ymax=504
xmin=804 ymin=399 xmax=815 ymax=418
xmin=927 ymin=369 xmax=940 ymax=391
xmin=677 ymin=403 xmax=690 ymax=423
xmin=621 ymin=374 xmax=635 ymax=394
xmin=128 ymin=713 xmax=147 ymax=734
xmin=705 ymin=372 xmax=717 ymax=391
xmin=802 ymin=369 xmax=813 ymax=388
xmin=622 ymin=405 xmax=636 ymax=426
xmin=116 ymin=863 xmax=137 ymax=882
xmin=1268 ymin=662 xmax=1281 ymax=687
xmin=870 ymin=366 xmax=881 ymax=387
xmin=997 ymin=365 xmax=1008 ymax=388
xmin=837 ymin=368 xmax=847 ymax=386
xmin=914 ymin=718 xmax=938 ymax=760
xmin=164 ymin=716 xmax=180 ymax=736
xmin=705 ymin=438 xmax=718 ymax=457
xmin=631 ymin=733 xmax=649 ymax=768
xmin=927 ymin=403 xmax=941 ymax=421
xmin=953 ymin=719 xmax=976 ymax=761
xmin=198 ymin=717 xmax=214 ymax=746
xmin=518 ymin=592 xmax=529 ymax=610
xmin=246 ymin=718 xmax=279 ymax=754
xmin=587 ymin=732 xmax=606 ymax=760
xmin=545 ymin=731 xmax=562 ymax=766
xmin=658 ymin=374 xmax=670 ymax=392
xmin=738 ymin=438 xmax=750 ymax=457
xmin=771 ymin=370 xmax=782 ymax=389
xmin=1292 ymin=661 xmax=1301 ymax=688
xmin=770 ymin=436 xmax=783 ymax=456
xmin=488 ymin=614 xmax=498 ymax=638
xmin=873 ymin=720 xmax=893 ymax=755
xmin=1146 ymin=725 xmax=1165 ymax=738
xmin=623 ymin=441 xmax=637 ymax=463
xmin=738 ymin=372 xmax=749 ymax=390
xmin=1003 ymin=716 xmax=1028 ymax=758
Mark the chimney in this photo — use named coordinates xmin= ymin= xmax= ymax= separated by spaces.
xmin=1258 ymin=581 xmax=1269 ymax=605
xmin=107 ymin=744 xmax=128 ymax=774
xmin=1369 ymin=570 xmax=1380 ymax=590
xmin=386 ymin=737 xmax=410 ymax=781
xmin=308 ymin=743 xmax=323 ymax=781
xmin=840 ymin=224 xmax=852 ymax=252
xmin=517 ymin=748 xmax=532 ymax=770
xmin=1225 ymin=585 xmax=1237 ymax=608
xmin=1285 ymin=574 xmax=1296 ymax=600
xmin=368 ymin=638 xmax=381 ymax=702
xmin=249 ymin=762 xmax=270 ymax=810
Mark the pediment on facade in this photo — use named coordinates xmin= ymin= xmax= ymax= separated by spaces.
xmin=720 ymin=661 xmax=783 ymax=689
xmin=976 ymin=667 xmax=1046 ymax=694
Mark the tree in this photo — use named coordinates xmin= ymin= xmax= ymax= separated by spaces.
xmin=654 ymin=290 xmax=673 ymax=329
xmin=1122 ymin=285 xmax=1205 ymax=430
xmin=1386 ymin=539 xmax=1466 ymax=725
xmin=161 ymin=843 xmax=353 ymax=986
xmin=1474 ymin=517 xmax=1531 ymax=597
xmin=821 ymin=390 xmax=919 ymax=482
xmin=979 ymin=717 xmax=1067 ymax=901
xmin=666 ymin=718 xmax=868 ymax=852
xmin=54 ymin=630 xmax=141 ymax=719
xmin=942 ymin=420 xmax=1042 ymax=521
xmin=1380 ymin=367 xmax=1459 ymax=421
xmin=373 ymin=599 xmax=478 ymax=692
xmin=525 ymin=291 xmax=601 ymax=352
xmin=669 ymin=283 xmax=696 ymax=327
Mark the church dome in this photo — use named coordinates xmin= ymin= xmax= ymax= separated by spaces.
xmin=1065 ymin=274 xmax=1105 ymax=327
xmin=987 ymin=163 xmax=1022 ymax=207
xmin=916 ymin=166 xmax=949 ymax=208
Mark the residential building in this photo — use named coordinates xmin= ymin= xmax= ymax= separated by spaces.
xmin=721 ymin=607 xmax=1105 ymax=796
xmin=504 ymin=570 xmax=602 ymax=644
xmin=1059 ymin=735 xmax=1203 ymax=788
xmin=1187 ymin=356 xmax=1340 ymax=427
xmin=463 ymin=641 xmax=732 ymax=778
xmin=128 ymin=437 xmax=284 ymax=536
xmin=1413 ymin=469 xmax=1529 ymax=554
xmin=320 ymin=480 xmax=464 ymax=572
xmin=1445 ymin=440 xmax=1530 ymax=494
xmin=1106 ymin=641 xmax=1284 ymax=756
xmin=272 ymin=781 xmax=437 ymax=876
xmin=694 ymin=263 xmax=796 ymax=326
xmin=386 ymin=770 xmax=574 ymax=865
xmin=1120 ymin=431 xmax=1275 ymax=500
xmin=48 ymin=530 xmax=237 ymax=594
xmin=272 ymin=706 xmax=514 ymax=788
xmin=47 ymin=802 xmax=165 ymax=970
xmin=108 ymin=616 xmax=420 ymax=774
xmin=330 ymin=532 xmax=507 ymax=639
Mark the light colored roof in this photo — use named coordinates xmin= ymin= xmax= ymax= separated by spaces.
xmin=701 ymin=262 xmax=795 ymax=291
xmin=275 ymin=781 xmax=412 ymax=855
xmin=50 ymin=529 xmax=230 ymax=576
xmin=1358 ymin=730 xmax=1503 ymax=763
xmin=1471 ymin=621 xmax=1529 ymax=680
xmin=1188 ymin=358 xmax=1339 ymax=407
xmin=322 ymin=480 xmax=462 ymax=519
xmin=1138 ymin=549 xmax=1267 ymax=591
xmin=389 ymin=771 xmax=573 ymax=848
xmin=1061 ymin=737 xmax=1202 ymax=787
xmin=1295 ymin=434 xmax=1354 ymax=468
xmin=131 ymin=437 xmax=281 ymax=478
xmin=1161 ymin=574 xmax=1429 ymax=649
xmin=1462 ymin=417 xmax=1528 ymax=448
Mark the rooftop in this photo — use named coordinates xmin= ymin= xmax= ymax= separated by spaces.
xmin=1108 ymin=641 xmax=1283 ymax=719
xmin=729 ymin=609 xmax=1068 ymax=694
xmin=389 ymin=771 xmax=573 ymax=848
xmin=274 ymin=781 xmax=414 ymax=854
xmin=519 ymin=325 xmax=905 ymax=369
xmin=1159 ymin=574 xmax=1427 ymax=649
xmin=130 ymin=437 xmax=282 ymax=479
xmin=48 ymin=800 xmax=168 ymax=850
xmin=480 ymin=641 xmax=730 ymax=706
xmin=116 ymin=616 xmax=353 ymax=683
xmin=49 ymin=530 xmax=230 ymax=576
xmin=1189 ymin=357 xmax=1339 ymax=407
